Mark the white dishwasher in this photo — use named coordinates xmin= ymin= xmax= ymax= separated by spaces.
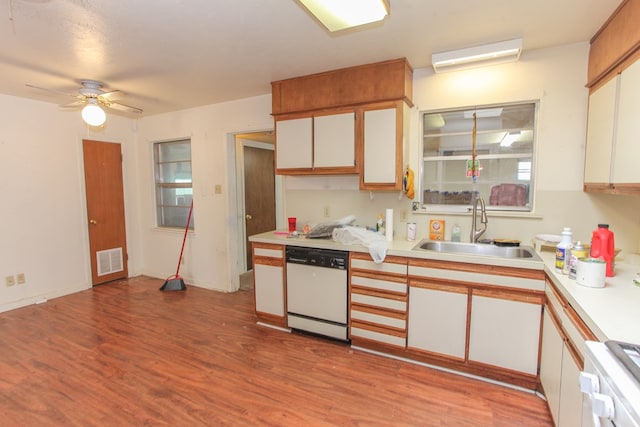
xmin=286 ymin=246 xmax=349 ymax=341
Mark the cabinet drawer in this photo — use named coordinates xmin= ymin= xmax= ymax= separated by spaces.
xmin=351 ymin=256 xmax=407 ymax=275
xmin=253 ymin=243 xmax=284 ymax=260
xmin=351 ymin=274 xmax=407 ymax=294
xmin=351 ymin=325 xmax=406 ymax=348
xmin=351 ymin=292 xmax=407 ymax=312
xmin=351 ymin=307 xmax=406 ymax=330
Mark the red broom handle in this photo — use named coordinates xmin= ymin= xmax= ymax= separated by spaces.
xmin=175 ymin=200 xmax=194 ymax=277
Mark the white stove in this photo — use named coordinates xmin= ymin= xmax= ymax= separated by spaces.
xmin=581 ymin=341 xmax=640 ymax=426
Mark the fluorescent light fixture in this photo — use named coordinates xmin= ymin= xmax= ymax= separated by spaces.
xmin=500 ymin=131 xmax=521 ymax=147
xmin=432 ymin=38 xmax=522 ymax=73
xmin=298 ymin=0 xmax=389 ymax=32
xmin=82 ymin=99 xmax=106 ymax=126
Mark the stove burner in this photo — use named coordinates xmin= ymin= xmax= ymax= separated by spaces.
xmin=605 ymin=340 xmax=640 ymax=384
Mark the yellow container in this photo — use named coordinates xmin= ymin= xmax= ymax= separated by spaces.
xmin=429 ymin=219 xmax=445 ymax=240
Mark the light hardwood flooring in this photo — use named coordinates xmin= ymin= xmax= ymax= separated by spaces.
xmin=0 ymin=276 xmax=553 ymax=426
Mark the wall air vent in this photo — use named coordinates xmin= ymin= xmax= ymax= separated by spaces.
xmin=97 ymin=247 xmax=124 ymax=276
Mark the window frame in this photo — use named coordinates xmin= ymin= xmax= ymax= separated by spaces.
xmin=417 ymin=100 xmax=538 ymax=214
xmin=153 ymin=138 xmax=194 ymax=230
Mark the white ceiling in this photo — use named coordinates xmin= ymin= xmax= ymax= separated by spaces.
xmin=0 ymin=0 xmax=622 ymax=118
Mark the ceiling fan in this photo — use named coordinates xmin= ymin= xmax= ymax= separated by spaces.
xmin=26 ymin=80 xmax=143 ymax=126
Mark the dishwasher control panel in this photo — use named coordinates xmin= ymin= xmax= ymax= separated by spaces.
xmin=286 ymin=247 xmax=348 ymax=270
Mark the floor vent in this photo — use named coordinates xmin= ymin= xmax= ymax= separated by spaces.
xmin=97 ymin=248 xmax=124 ymax=276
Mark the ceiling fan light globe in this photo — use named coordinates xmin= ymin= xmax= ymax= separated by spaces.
xmin=82 ymin=103 xmax=106 ymax=126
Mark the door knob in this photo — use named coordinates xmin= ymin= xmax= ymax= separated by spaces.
xmin=245 ymin=214 xmax=253 ymax=220
xmin=89 ymin=219 xmax=97 ymax=225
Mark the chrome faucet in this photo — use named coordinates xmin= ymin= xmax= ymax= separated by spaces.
xmin=470 ymin=196 xmax=488 ymax=243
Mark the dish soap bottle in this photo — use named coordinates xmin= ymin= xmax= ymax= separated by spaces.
xmin=451 ymin=224 xmax=461 ymax=242
xmin=555 ymin=227 xmax=573 ymax=274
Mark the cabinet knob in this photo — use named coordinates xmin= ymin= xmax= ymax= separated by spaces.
xmin=89 ymin=219 xmax=98 ymax=225
xmin=245 ymin=214 xmax=253 ymax=220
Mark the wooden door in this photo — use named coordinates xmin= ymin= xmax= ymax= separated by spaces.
xmin=244 ymin=145 xmax=276 ymax=269
xmin=82 ymin=140 xmax=128 ymax=285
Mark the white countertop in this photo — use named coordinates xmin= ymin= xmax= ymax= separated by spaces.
xmin=250 ymin=230 xmax=640 ymax=344
xmin=540 ymin=251 xmax=640 ymax=344
xmin=250 ymin=230 xmax=545 ymax=270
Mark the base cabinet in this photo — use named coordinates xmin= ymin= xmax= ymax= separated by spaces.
xmin=252 ymin=243 xmax=286 ymax=327
xmin=468 ymin=289 xmax=541 ymax=375
xmin=540 ymin=309 xmax=564 ymax=425
xmin=407 ymin=283 xmax=467 ymax=360
xmin=539 ymin=277 xmax=597 ymax=426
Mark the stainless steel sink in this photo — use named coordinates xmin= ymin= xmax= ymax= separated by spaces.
xmin=413 ymin=240 xmax=541 ymax=261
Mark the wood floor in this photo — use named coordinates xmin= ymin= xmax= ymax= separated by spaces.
xmin=0 ymin=276 xmax=554 ymax=426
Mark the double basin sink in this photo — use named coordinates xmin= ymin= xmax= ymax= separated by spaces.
xmin=413 ymin=240 xmax=542 ymax=261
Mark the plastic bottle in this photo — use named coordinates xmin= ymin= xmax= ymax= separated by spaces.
xmin=555 ymin=227 xmax=573 ymax=273
xmin=376 ymin=214 xmax=385 ymax=234
xmin=590 ymin=224 xmax=615 ymax=277
xmin=568 ymin=241 xmax=587 ymax=279
xmin=451 ymin=224 xmax=461 ymax=242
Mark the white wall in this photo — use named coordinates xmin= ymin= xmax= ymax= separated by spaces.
xmin=0 ymin=94 xmax=140 ymax=312
xmin=285 ymin=43 xmax=640 ymax=256
xmin=134 ymin=95 xmax=273 ymax=292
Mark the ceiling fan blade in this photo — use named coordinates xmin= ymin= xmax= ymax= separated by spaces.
xmin=26 ymin=83 xmax=82 ymax=99
xmin=103 ymin=101 xmax=143 ymax=114
xmin=97 ymin=90 xmax=123 ymax=101
xmin=60 ymin=100 xmax=87 ymax=108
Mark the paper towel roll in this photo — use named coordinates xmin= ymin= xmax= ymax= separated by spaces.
xmin=385 ymin=208 xmax=393 ymax=242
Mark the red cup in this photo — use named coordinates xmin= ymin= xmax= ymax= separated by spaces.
xmin=288 ymin=217 xmax=296 ymax=232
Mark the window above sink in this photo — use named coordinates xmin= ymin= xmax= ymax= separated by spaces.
xmin=419 ymin=101 xmax=538 ymax=213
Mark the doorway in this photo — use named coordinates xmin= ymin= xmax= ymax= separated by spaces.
xmin=235 ymin=132 xmax=278 ymax=271
xmin=82 ymin=140 xmax=129 ymax=285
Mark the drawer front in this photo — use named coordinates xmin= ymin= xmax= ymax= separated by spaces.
xmin=351 ymin=326 xmax=406 ymax=348
xmin=409 ymin=265 xmax=545 ymax=292
xmin=351 ymin=274 xmax=407 ymax=294
xmin=351 ymin=292 xmax=407 ymax=312
xmin=254 ymin=246 xmax=283 ymax=259
xmin=351 ymin=257 xmax=407 ymax=275
xmin=351 ymin=308 xmax=406 ymax=330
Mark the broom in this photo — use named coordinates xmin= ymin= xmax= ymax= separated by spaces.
xmin=160 ymin=200 xmax=193 ymax=291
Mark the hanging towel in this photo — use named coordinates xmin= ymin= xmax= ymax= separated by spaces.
xmin=403 ymin=167 xmax=415 ymax=199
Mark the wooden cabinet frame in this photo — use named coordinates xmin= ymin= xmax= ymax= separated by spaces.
xmin=406 ymin=258 xmax=545 ymax=390
xmin=252 ymin=242 xmax=287 ymax=328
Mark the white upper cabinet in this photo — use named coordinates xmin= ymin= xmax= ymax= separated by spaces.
xmin=584 ymin=57 xmax=640 ymax=193
xmin=363 ymin=106 xmax=399 ymax=185
xmin=612 ymin=59 xmax=640 ymax=184
xmin=276 ymin=117 xmax=312 ymax=169
xmin=313 ymin=112 xmax=355 ymax=168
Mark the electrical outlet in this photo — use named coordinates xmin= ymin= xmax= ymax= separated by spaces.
xmin=401 ymin=210 xmax=408 ymax=221
xmin=17 ymin=273 xmax=26 ymax=284
xmin=323 ymin=206 xmax=330 ymax=218
xmin=6 ymin=276 xmax=15 ymax=287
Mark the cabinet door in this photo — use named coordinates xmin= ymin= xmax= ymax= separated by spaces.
xmin=363 ymin=107 xmax=398 ymax=185
xmin=539 ymin=308 xmax=564 ymax=426
xmin=254 ymin=263 xmax=284 ymax=316
xmin=275 ymin=117 xmax=312 ymax=169
xmin=468 ymin=291 xmax=541 ymax=375
xmin=407 ymin=284 xmax=468 ymax=360
xmin=558 ymin=344 xmax=584 ymax=427
xmin=314 ymin=112 xmax=355 ymax=168
xmin=612 ymin=59 xmax=640 ymax=184
xmin=584 ymin=76 xmax=618 ymax=184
